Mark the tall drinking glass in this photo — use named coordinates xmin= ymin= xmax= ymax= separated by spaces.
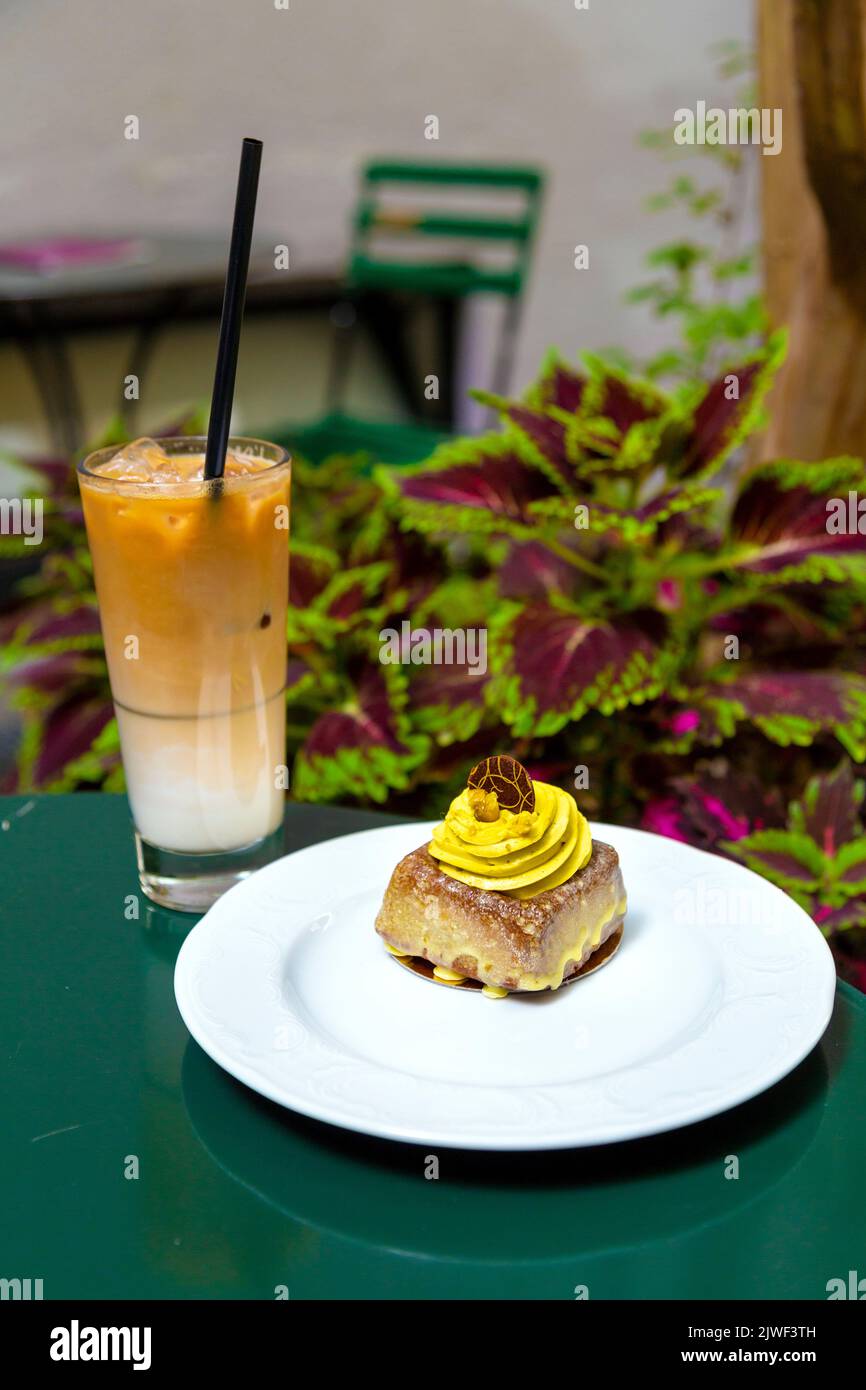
xmin=78 ymin=436 xmax=291 ymax=912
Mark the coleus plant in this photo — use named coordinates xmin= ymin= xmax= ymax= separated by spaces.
xmin=727 ymin=761 xmax=866 ymax=927
xmin=643 ymin=760 xmax=866 ymax=990
xmin=3 ymin=340 xmax=866 ymax=982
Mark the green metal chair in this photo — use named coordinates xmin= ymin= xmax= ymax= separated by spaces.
xmin=268 ymin=160 xmax=544 ymax=468
xmin=328 ymin=160 xmax=545 ymax=430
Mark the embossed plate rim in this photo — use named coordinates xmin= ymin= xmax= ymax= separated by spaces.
xmin=174 ymin=821 xmax=836 ymax=1150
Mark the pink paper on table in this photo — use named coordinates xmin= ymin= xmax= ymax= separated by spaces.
xmin=0 ymin=238 xmax=140 ymax=272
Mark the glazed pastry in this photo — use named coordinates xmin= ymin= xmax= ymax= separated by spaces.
xmin=375 ymin=756 xmax=626 ymax=993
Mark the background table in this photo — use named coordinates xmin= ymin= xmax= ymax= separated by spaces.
xmin=0 ymin=237 xmax=341 ymax=452
xmin=1 ymin=793 xmax=864 ymax=1300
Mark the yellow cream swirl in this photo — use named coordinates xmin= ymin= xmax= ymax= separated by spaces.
xmin=429 ymin=781 xmax=592 ymax=899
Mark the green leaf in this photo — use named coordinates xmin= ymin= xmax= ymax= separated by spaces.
xmin=728 ymin=829 xmax=825 ymax=890
xmin=833 ymin=838 xmax=866 ymax=895
xmin=646 ymin=242 xmax=708 ymax=274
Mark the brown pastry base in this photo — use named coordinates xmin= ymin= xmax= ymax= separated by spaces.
xmin=391 ymin=922 xmax=624 ymax=994
xmin=375 ymin=839 xmax=626 ymax=993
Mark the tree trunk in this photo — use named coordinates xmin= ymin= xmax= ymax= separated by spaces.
xmin=760 ymin=0 xmax=866 ymax=460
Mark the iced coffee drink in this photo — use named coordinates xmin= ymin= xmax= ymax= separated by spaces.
xmin=78 ymin=436 xmax=290 ymax=910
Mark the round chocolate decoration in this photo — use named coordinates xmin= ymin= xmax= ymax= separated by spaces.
xmin=467 ymin=754 xmax=535 ymax=814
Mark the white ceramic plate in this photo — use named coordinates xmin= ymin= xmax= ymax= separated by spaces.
xmin=174 ymin=822 xmax=836 ymax=1150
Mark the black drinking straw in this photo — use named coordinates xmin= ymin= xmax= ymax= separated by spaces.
xmin=204 ymin=137 xmax=263 ymax=482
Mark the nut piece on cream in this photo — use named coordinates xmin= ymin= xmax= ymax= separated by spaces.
xmin=467 ymin=787 xmax=500 ymax=822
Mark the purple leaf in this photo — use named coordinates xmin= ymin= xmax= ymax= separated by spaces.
xmin=717 ymin=672 xmax=859 ymax=722
xmin=408 ymin=655 xmax=491 ymax=743
xmin=595 ymin=374 xmax=665 ymax=434
xmin=816 ymin=900 xmax=866 ymax=933
xmin=499 ymin=540 xmax=581 ymax=601
xmin=493 ymin=602 xmax=666 ymax=735
xmin=285 ymin=659 xmax=315 ymax=698
xmin=27 ymin=606 xmax=101 ymax=644
xmin=678 ymin=361 xmax=762 ymax=477
xmin=729 ymin=463 xmax=866 ymax=576
xmin=289 ymin=549 xmax=336 ymax=608
xmin=537 ymin=361 xmax=587 ymax=414
xmin=19 ymin=456 xmax=72 ymax=492
xmin=293 ymin=662 xmax=428 ymax=803
xmin=380 ymin=527 xmax=446 ymax=607
xmin=302 ymin=665 xmax=404 ymax=760
xmin=499 ymin=405 xmax=574 ymax=488
xmin=35 ymin=698 xmax=113 ymax=784
xmin=793 ymin=762 xmax=863 ymax=855
xmin=326 ymin=582 xmax=369 ymax=620
xmin=680 ymin=671 xmax=866 ymax=757
xmin=9 ymin=651 xmax=101 ymax=693
xmin=589 ymin=482 xmax=719 ymax=539
xmin=396 ymin=447 xmax=560 ymax=528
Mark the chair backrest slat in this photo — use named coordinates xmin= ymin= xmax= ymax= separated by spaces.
xmin=348 ymin=159 xmax=545 ymax=299
xmin=364 ymin=161 xmax=542 ymax=192
xmin=356 ymin=206 xmax=534 ymax=242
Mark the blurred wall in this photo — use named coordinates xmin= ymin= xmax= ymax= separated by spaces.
xmin=0 ymin=0 xmax=754 ymax=451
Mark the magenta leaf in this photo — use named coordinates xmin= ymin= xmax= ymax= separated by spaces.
xmin=643 ymin=770 xmax=784 ymax=854
xmin=642 ymin=797 xmax=691 ymax=844
xmin=669 ymin=671 xmax=866 ymax=759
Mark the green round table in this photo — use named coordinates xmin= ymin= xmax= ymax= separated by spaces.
xmin=1 ymin=794 xmax=863 ymax=1299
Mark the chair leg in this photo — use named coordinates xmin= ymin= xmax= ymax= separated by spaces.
xmin=325 ymin=297 xmax=358 ymax=417
xmin=12 ymin=303 xmax=83 ymax=455
xmin=435 ymin=293 xmax=460 ymax=429
xmin=360 ymin=291 xmax=427 ymax=420
xmin=490 ymin=295 xmax=521 ymax=401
